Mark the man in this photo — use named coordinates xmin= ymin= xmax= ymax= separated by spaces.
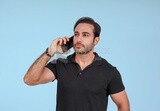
xmin=24 ymin=17 xmax=130 ymax=111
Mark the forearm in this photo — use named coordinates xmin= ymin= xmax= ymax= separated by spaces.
xmin=24 ymin=51 xmax=52 ymax=85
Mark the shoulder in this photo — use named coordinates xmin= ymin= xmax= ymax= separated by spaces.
xmin=98 ymin=56 xmax=121 ymax=78
xmin=49 ymin=53 xmax=74 ymax=65
xmin=100 ymin=57 xmax=115 ymax=70
xmin=49 ymin=58 xmax=69 ymax=65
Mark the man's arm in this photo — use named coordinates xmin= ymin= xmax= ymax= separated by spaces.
xmin=111 ymin=90 xmax=130 ymax=111
xmin=23 ymin=37 xmax=70 ymax=86
xmin=23 ymin=52 xmax=55 ymax=86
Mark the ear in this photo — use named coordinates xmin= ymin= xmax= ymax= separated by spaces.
xmin=94 ymin=37 xmax=100 ymax=45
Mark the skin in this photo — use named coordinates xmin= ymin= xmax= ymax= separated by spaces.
xmin=23 ymin=23 xmax=130 ymax=111
xmin=73 ymin=23 xmax=99 ymax=70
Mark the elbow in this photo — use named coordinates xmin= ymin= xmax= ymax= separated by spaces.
xmin=23 ymin=74 xmax=38 ymax=86
xmin=23 ymin=76 xmax=33 ymax=86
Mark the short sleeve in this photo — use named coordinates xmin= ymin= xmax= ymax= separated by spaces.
xmin=45 ymin=60 xmax=58 ymax=79
xmin=107 ymin=67 xmax=125 ymax=94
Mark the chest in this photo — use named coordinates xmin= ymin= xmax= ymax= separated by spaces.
xmin=56 ymin=63 xmax=112 ymax=94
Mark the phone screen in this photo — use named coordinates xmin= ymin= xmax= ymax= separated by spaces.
xmin=62 ymin=36 xmax=73 ymax=52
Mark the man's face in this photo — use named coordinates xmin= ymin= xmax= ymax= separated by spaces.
xmin=73 ymin=23 xmax=97 ymax=54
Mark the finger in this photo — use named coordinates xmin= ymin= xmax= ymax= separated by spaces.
xmin=57 ymin=36 xmax=69 ymax=46
xmin=62 ymin=37 xmax=66 ymax=44
xmin=62 ymin=36 xmax=68 ymax=44
xmin=58 ymin=38 xmax=63 ymax=45
xmin=66 ymin=37 xmax=70 ymax=41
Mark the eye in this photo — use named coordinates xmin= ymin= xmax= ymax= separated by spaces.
xmin=74 ymin=33 xmax=79 ymax=37
xmin=83 ymin=33 xmax=89 ymax=37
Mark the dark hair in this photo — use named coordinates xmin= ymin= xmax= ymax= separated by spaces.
xmin=73 ymin=17 xmax=101 ymax=37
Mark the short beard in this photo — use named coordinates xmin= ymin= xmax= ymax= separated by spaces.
xmin=75 ymin=48 xmax=93 ymax=54
xmin=74 ymin=44 xmax=94 ymax=55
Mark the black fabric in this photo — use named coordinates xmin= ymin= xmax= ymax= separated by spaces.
xmin=45 ymin=53 xmax=125 ymax=111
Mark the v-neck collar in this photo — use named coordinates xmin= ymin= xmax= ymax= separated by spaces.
xmin=67 ymin=52 xmax=103 ymax=66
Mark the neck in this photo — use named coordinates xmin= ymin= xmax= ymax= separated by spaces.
xmin=75 ymin=51 xmax=95 ymax=65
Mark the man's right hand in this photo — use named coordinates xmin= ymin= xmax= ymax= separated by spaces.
xmin=48 ymin=37 xmax=70 ymax=56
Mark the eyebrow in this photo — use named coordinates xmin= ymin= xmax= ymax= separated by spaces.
xmin=74 ymin=31 xmax=90 ymax=35
xmin=82 ymin=32 xmax=90 ymax=34
xmin=74 ymin=31 xmax=79 ymax=34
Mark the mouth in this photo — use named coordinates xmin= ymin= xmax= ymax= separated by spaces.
xmin=74 ymin=43 xmax=84 ymax=48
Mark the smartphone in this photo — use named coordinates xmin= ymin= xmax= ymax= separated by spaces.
xmin=62 ymin=36 xmax=73 ymax=52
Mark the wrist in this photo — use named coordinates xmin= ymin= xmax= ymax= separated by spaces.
xmin=45 ymin=48 xmax=53 ymax=57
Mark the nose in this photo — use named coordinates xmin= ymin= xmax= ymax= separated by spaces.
xmin=76 ymin=35 xmax=82 ymax=42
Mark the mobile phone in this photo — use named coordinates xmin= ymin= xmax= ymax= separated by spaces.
xmin=62 ymin=36 xmax=73 ymax=52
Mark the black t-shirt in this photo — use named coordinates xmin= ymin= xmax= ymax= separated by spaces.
xmin=46 ymin=53 xmax=125 ymax=111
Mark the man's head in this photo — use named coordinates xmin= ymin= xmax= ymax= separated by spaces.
xmin=73 ymin=17 xmax=101 ymax=54
xmin=73 ymin=17 xmax=101 ymax=38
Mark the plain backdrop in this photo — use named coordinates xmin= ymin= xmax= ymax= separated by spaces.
xmin=1 ymin=0 xmax=160 ymax=111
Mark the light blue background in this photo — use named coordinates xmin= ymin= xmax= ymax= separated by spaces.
xmin=1 ymin=0 xmax=160 ymax=111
